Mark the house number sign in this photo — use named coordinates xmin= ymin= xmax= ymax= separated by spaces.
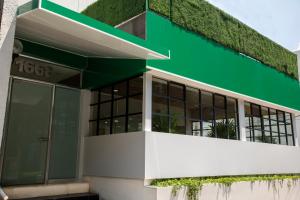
xmin=13 ymin=56 xmax=53 ymax=78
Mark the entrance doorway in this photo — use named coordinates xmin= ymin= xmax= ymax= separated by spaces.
xmin=1 ymin=78 xmax=80 ymax=186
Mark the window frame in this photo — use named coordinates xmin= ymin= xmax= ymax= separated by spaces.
xmin=245 ymin=102 xmax=295 ymax=146
xmin=89 ymin=75 xmax=143 ymax=135
xmin=152 ymin=77 xmax=240 ymax=140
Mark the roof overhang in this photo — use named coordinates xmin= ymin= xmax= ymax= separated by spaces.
xmin=16 ymin=0 xmax=170 ymax=60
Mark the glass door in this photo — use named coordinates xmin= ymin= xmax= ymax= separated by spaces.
xmin=1 ymin=79 xmax=53 ymax=186
xmin=48 ymin=87 xmax=80 ymax=180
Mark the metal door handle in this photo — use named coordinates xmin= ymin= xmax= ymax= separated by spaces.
xmin=38 ymin=137 xmax=49 ymax=142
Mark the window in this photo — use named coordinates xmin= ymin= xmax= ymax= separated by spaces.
xmin=245 ymin=102 xmax=295 ymax=146
xmin=89 ymin=76 xmax=143 ymax=135
xmin=152 ymin=77 xmax=239 ymax=139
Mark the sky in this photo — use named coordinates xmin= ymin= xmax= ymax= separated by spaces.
xmin=206 ymin=0 xmax=300 ymax=52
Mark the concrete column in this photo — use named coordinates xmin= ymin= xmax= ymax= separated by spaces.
xmin=142 ymin=72 xmax=152 ymax=132
xmin=238 ymin=99 xmax=247 ymax=141
xmin=0 ymin=0 xmax=18 ymax=148
xmin=78 ymin=89 xmax=91 ymax=179
xmin=292 ymin=114 xmax=300 ymax=147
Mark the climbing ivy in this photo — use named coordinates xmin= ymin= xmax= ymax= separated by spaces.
xmin=82 ymin=0 xmax=145 ymax=26
xmin=151 ymin=175 xmax=300 ymax=200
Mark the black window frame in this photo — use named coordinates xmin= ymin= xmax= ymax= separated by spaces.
xmin=89 ymin=75 xmax=143 ymax=135
xmin=245 ymin=102 xmax=295 ymax=146
xmin=152 ymin=77 xmax=240 ymax=140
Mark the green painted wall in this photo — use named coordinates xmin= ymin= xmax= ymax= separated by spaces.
xmin=20 ymin=39 xmax=146 ymax=89
xmin=146 ymin=11 xmax=300 ymax=111
xmin=83 ymin=58 xmax=146 ymax=89
xmin=148 ymin=0 xmax=298 ymax=79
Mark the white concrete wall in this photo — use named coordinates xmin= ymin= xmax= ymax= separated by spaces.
xmin=83 ymin=132 xmax=145 ymax=179
xmin=0 ymin=0 xmax=17 ymax=147
xmin=154 ymin=180 xmax=300 ymax=200
xmin=145 ymin=132 xmax=300 ymax=179
xmin=84 ymin=132 xmax=300 ymax=180
xmin=84 ymin=177 xmax=155 ymax=200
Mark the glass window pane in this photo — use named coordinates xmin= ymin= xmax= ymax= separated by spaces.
xmin=128 ymin=95 xmax=142 ymax=114
xmin=279 ymin=122 xmax=285 ymax=134
xmin=128 ymin=114 xmax=142 ymax=132
xmin=245 ymin=102 xmax=251 ymax=116
xmin=153 ymin=96 xmax=168 ymax=114
xmin=99 ymin=119 xmax=111 ymax=135
xmin=227 ymin=98 xmax=237 ymax=114
xmin=286 ymin=124 xmax=293 ymax=135
xmin=215 ymin=108 xmax=227 ymax=139
xmin=100 ymin=86 xmax=112 ymax=102
xmin=90 ymin=105 xmax=98 ymax=120
xmin=254 ymin=130 xmax=263 ymax=142
xmin=261 ymin=107 xmax=270 ymax=132
xmin=186 ymin=87 xmax=200 ymax=119
xmin=90 ymin=91 xmax=99 ymax=104
xmin=152 ymin=78 xmax=167 ymax=96
xmin=113 ymin=99 xmax=126 ymax=116
xmin=170 ymin=117 xmax=185 ymax=134
xmin=264 ymin=131 xmax=272 ymax=143
xmin=112 ymin=117 xmax=126 ymax=134
xmin=113 ymin=82 xmax=127 ymax=99
xmin=129 ymin=76 xmax=143 ymax=95
xmin=100 ymin=102 xmax=111 ymax=118
xmin=186 ymin=119 xmax=201 ymax=136
xmin=169 ymin=99 xmax=184 ymax=118
xmin=280 ymin=135 xmax=287 ymax=145
xmin=277 ymin=111 xmax=284 ymax=122
xmin=287 ymin=135 xmax=294 ymax=146
xmin=269 ymin=109 xmax=278 ymax=133
xmin=169 ymin=83 xmax=184 ymax=99
xmin=152 ymin=114 xmax=169 ymax=132
xmin=214 ymin=95 xmax=225 ymax=109
xmin=89 ymin=121 xmax=97 ymax=136
xmin=251 ymin=104 xmax=260 ymax=118
xmin=285 ymin=113 xmax=291 ymax=123
xmin=202 ymin=92 xmax=213 ymax=137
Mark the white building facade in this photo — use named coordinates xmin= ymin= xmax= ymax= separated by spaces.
xmin=1 ymin=1 xmax=300 ymax=200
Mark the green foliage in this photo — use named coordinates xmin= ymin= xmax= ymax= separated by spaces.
xmin=82 ymin=0 xmax=145 ymax=26
xmin=151 ymin=175 xmax=300 ymax=200
xmin=207 ymin=119 xmax=237 ymax=139
xmin=149 ymin=0 xmax=298 ymax=79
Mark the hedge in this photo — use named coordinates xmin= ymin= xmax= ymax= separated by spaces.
xmin=82 ymin=0 xmax=145 ymax=26
xmin=149 ymin=0 xmax=298 ymax=79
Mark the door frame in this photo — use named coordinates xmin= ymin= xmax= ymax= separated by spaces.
xmin=0 ymin=76 xmax=81 ymax=185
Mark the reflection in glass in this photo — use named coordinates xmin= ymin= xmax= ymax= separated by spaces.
xmin=129 ymin=95 xmax=142 ymax=114
xmin=153 ymin=96 xmax=168 ymax=114
xmin=99 ymin=102 xmax=111 ymax=118
xmin=152 ymin=115 xmax=169 ymax=132
xmin=100 ymin=86 xmax=112 ymax=102
xmin=169 ymin=83 xmax=184 ymax=99
xmin=99 ymin=119 xmax=111 ymax=135
xmin=113 ymin=99 xmax=126 ymax=116
xmin=152 ymin=78 xmax=167 ymax=96
xmin=112 ymin=117 xmax=126 ymax=134
xmin=186 ymin=87 xmax=200 ymax=119
xmin=113 ymin=82 xmax=127 ymax=99
xmin=128 ymin=114 xmax=142 ymax=132
xmin=129 ymin=77 xmax=143 ymax=95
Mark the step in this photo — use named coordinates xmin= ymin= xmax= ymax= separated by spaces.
xmin=3 ymin=183 xmax=90 ymax=199
xmin=11 ymin=192 xmax=99 ymax=200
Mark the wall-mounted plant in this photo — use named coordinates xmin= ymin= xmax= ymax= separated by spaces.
xmin=151 ymin=174 xmax=300 ymax=200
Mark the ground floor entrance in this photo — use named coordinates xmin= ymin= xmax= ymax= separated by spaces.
xmin=1 ymin=56 xmax=81 ymax=186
